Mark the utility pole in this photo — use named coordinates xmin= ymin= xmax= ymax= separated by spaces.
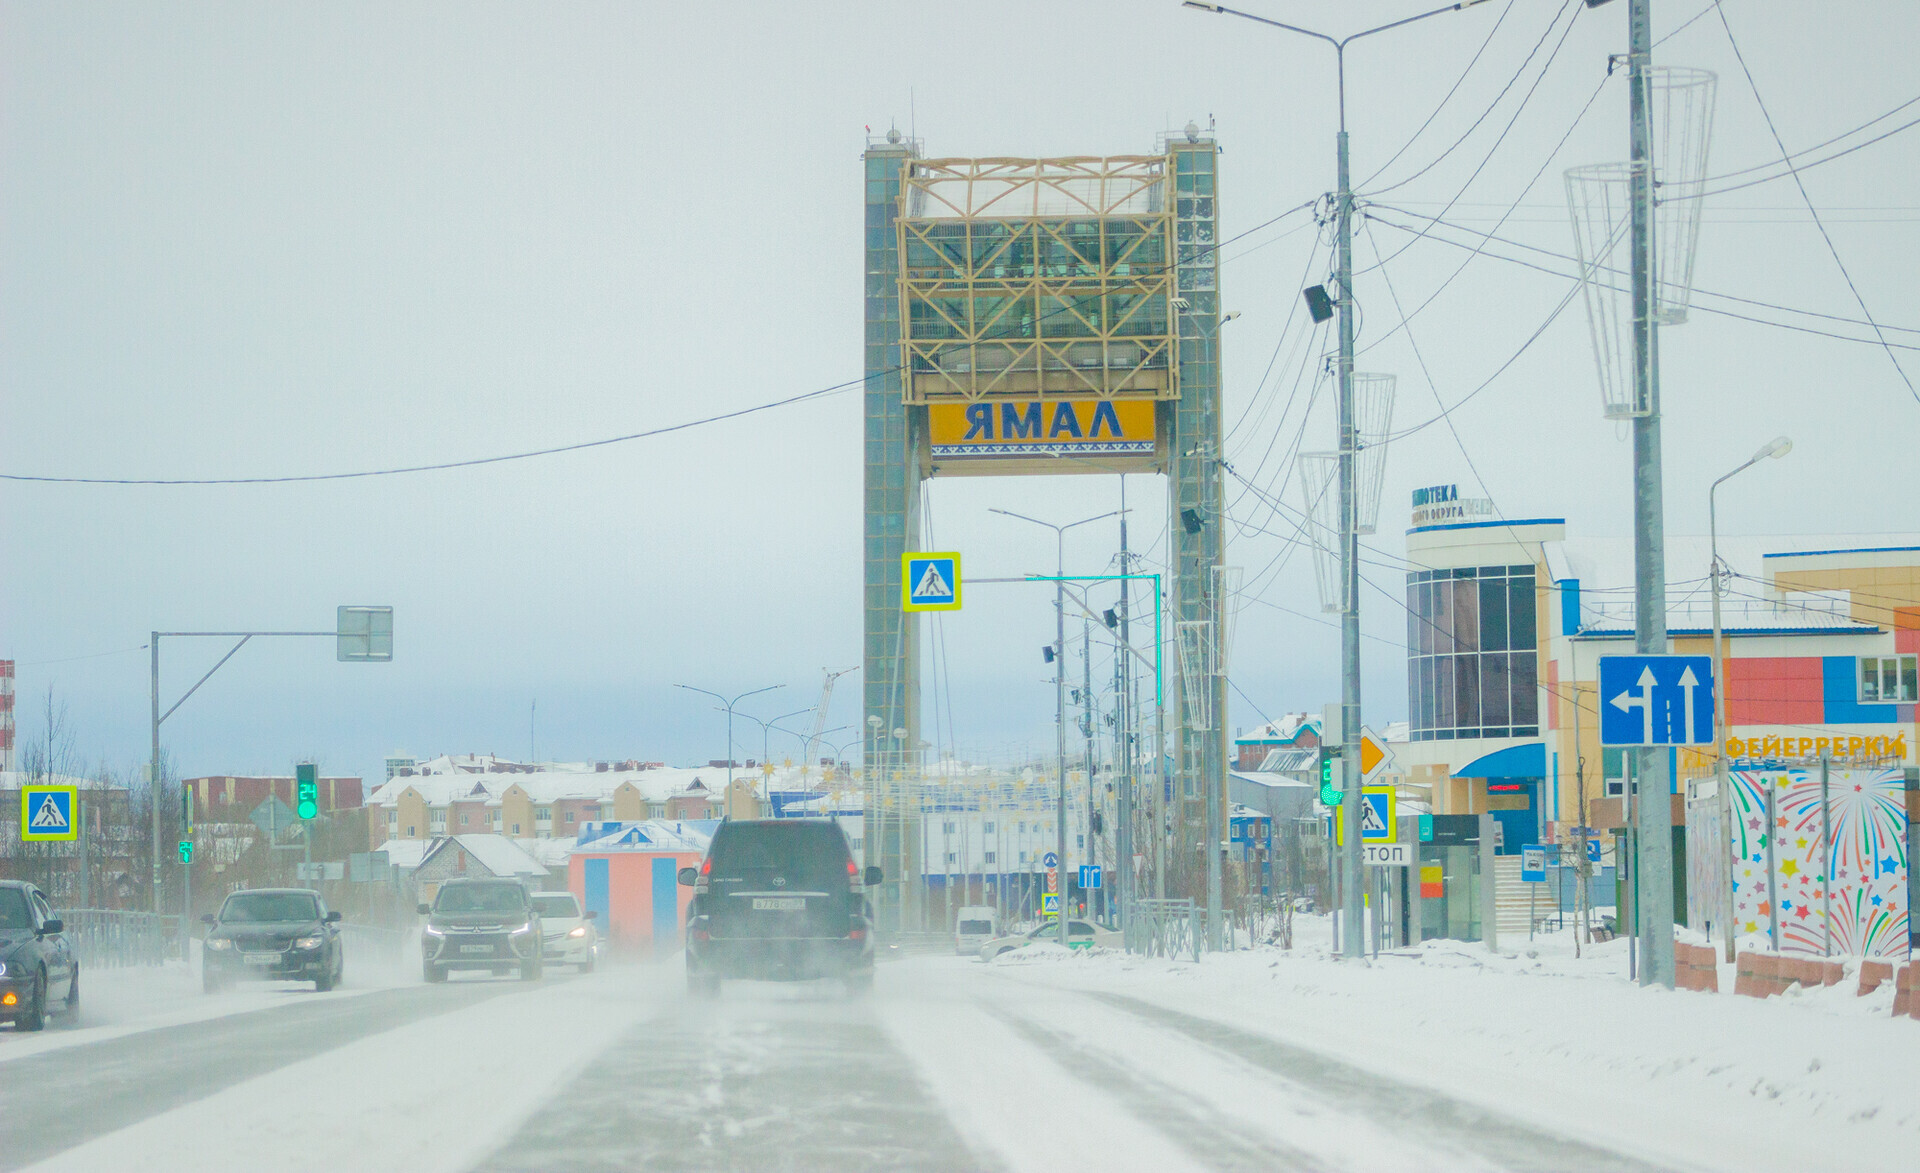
xmin=1625 ymin=0 xmax=1676 ymax=991
xmin=1182 ymin=0 xmax=1491 ymax=963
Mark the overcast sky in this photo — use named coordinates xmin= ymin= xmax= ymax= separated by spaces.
xmin=3 ymin=1 xmax=1915 ymax=785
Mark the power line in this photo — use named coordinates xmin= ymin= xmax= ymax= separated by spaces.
xmin=1362 ymin=210 xmax=1920 ymax=353
xmin=1715 ymin=2 xmax=1916 ymax=405
xmin=1357 ymin=0 xmax=1518 ymax=191
xmin=1671 ymin=114 xmax=1920 ymax=201
xmin=1361 ymin=0 xmax=1579 ymax=200
xmin=1687 ymin=92 xmax=1920 ymax=185
xmin=1367 ymin=205 xmax=1920 ymax=335
xmin=1354 ymin=62 xmax=1611 ymax=352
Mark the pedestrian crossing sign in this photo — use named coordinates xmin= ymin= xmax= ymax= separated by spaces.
xmin=20 ymin=786 xmax=78 ymax=842
xmin=902 ymin=552 xmax=962 ymax=612
xmin=1333 ymin=785 xmax=1396 ymax=846
xmin=1041 ymin=892 xmax=1060 ymax=917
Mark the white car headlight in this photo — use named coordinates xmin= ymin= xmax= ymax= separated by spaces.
xmin=0 ymin=960 xmax=8 ymax=976
xmin=568 ymin=925 xmax=588 ymax=938
xmin=294 ymin=936 xmax=323 ymax=950
xmin=511 ymin=922 xmax=533 ymax=936
xmin=422 ymin=925 xmax=444 ymax=936
xmin=205 ymin=938 xmax=233 ymax=951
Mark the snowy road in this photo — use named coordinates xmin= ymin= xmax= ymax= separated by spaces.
xmin=3 ymin=937 xmax=1912 ymax=1172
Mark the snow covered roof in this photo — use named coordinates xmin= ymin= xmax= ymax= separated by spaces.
xmin=574 ymin=819 xmax=714 ymax=854
xmin=373 ymin=839 xmax=435 ymax=871
xmin=429 ymin=834 xmax=548 ymax=879
xmin=1545 ymin=534 xmax=1905 ymax=635
xmin=365 ymin=756 xmax=745 ymax=808
xmin=1234 ymin=714 xmax=1318 ymax=746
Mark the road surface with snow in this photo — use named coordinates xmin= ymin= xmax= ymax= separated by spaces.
xmin=3 ymin=922 xmax=1916 ymax=1172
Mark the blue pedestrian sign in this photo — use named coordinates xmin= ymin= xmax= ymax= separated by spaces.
xmin=20 ymin=786 xmax=78 ymax=842
xmin=901 ymin=551 xmax=962 ymax=612
xmin=1598 ymin=654 xmax=1714 ymax=747
xmin=1078 ymin=864 xmax=1102 ymax=889
xmin=1041 ymin=893 xmax=1060 ymax=917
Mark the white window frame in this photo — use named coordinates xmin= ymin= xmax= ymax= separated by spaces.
xmin=1859 ymin=654 xmax=1918 ymax=703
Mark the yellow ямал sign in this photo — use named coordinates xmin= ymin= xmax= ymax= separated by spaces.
xmin=928 ymin=399 xmax=1154 ymax=460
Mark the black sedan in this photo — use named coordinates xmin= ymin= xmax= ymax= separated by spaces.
xmin=201 ymin=888 xmax=344 ymax=993
xmin=0 ymin=880 xmax=78 ymax=1032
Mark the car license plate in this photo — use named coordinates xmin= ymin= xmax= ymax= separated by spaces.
xmin=752 ymin=897 xmax=805 ymax=911
xmin=460 ymin=944 xmax=494 ymax=955
xmin=243 ymin=953 xmax=279 ymax=967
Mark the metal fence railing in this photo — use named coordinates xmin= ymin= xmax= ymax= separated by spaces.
xmin=58 ymin=909 xmax=181 ymax=967
xmin=1126 ymin=898 xmax=1201 ymax=961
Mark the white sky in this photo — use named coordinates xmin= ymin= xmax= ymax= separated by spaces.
xmin=3 ymin=1 xmax=1915 ymax=783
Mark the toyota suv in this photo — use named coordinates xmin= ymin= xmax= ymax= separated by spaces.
xmin=679 ymin=818 xmax=879 ymax=996
xmin=419 ymin=878 xmax=542 ymax=982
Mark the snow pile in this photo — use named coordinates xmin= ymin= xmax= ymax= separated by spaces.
xmin=975 ymin=914 xmax=1920 ymax=1171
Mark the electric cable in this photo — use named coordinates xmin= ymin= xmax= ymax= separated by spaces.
xmin=1710 ymin=0 xmax=1919 ymax=406
xmin=1357 ymin=0 xmax=1518 ymax=191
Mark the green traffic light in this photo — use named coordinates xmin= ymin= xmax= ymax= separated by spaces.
xmin=296 ymin=762 xmax=319 ymax=820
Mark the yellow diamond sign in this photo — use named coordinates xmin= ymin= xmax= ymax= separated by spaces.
xmin=1359 ymin=729 xmax=1393 ymax=779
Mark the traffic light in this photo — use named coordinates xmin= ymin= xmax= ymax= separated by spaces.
xmin=296 ymin=762 xmax=319 ymax=820
xmin=1317 ymin=746 xmax=1345 ymax=808
xmin=177 ymin=839 xmax=194 ymax=864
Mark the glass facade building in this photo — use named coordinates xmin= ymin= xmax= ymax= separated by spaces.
xmin=1405 ymin=565 xmax=1539 ymax=741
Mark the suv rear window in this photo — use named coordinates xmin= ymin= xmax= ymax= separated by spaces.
xmin=708 ymin=822 xmax=851 ymax=885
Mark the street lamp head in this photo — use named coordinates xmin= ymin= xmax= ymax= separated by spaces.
xmin=1181 ymin=2 xmax=1225 ymax=12
xmin=892 ymin=727 xmax=909 ymax=740
xmin=867 ymin=714 xmax=883 ymax=729
xmin=1758 ymin=436 xmax=1793 ymax=461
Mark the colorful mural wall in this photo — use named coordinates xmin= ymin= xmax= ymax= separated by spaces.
xmin=1719 ymin=768 xmax=1909 ymax=957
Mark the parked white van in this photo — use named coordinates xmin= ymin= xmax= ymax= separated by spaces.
xmin=954 ymin=906 xmax=999 ymax=955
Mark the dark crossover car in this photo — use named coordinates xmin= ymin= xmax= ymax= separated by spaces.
xmin=419 ymin=878 xmax=542 ymax=982
xmin=0 ymin=881 xmax=78 ymax=1031
xmin=201 ymin=888 xmax=344 ymax=993
xmin=680 ymin=819 xmax=880 ymax=997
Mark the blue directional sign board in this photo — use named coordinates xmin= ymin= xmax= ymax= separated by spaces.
xmin=1598 ymin=654 xmax=1714 ymax=747
xmin=901 ymin=552 xmax=962 ymax=612
xmin=1078 ymin=864 xmax=1102 ymax=889
xmin=20 ymin=786 xmax=78 ymax=842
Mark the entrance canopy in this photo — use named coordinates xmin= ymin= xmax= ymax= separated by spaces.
xmin=1454 ymin=742 xmax=1546 ymax=779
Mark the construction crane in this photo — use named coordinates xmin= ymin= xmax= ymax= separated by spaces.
xmin=803 ymin=666 xmax=858 ymax=775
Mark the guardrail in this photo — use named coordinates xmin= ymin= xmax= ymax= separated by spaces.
xmin=58 ymin=909 xmax=181 ymax=967
xmin=1126 ymin=898 xmax=1202 ymax=961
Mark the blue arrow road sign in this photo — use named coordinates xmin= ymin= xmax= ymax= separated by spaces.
xmin=1042 ymin=851 xmax=1059 ymax=869
xmin=1598 ymin=654 xmax=1714 ymax=747
xmin=1586 ymin=838 xmax=1603 ymax=864
xmin=1078 ymin=864 xmax=1102 ymax=889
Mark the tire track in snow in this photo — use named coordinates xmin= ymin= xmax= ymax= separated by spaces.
xmin=475 ymin=985 xmax=991 ymax=1172
xmin=985 ymin=1003 xmax=1328 ymax=1171
xmin=1088 ymin=992 xmax=1681 ymax=1173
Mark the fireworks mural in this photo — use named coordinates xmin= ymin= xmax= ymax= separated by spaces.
xmin=1726 ymin=768 xmax=1909 ymax=958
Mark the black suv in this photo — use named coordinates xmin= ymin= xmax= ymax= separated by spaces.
xmin=0 ymin=881 xmax=77 ymax=1031
xmin=201 ymin=888 xmax=344 ymax=993
xmin=680 ymin=819 xmax=880 ymax=996
xmin=419 ymin=878 xmax=542 ymax=982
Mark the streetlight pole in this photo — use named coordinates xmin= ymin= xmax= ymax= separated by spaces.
xmin=675 ymin=684 xmax=781 ymax=813
xmin=1183 ymin=0 xmax=1490 ymax=960
xmin=1709 ymin=436 xmax=1792 ymax=961
xmin=730 ymin=706 xmax=815 ymax=815
xmin=993 ymin=508 xmax=1124 ymax=946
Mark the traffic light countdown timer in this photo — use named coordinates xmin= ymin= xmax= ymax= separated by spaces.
xmin=296 ymin=763 xmax=319 ymax=820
